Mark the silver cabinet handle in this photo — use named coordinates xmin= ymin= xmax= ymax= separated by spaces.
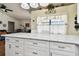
xmin=33 ymin=42 xmax=38 ymax=45
xmin=50 ymin=52 xmax=52 ymax=56
xmin=32 ymin=52 xmax=38 ymax=55
xmin=6 ymin=39 xmax=9 ymax=41
xmin=9 ymin=44 xmax=11 ymax=48
xmin=15 ymin=46 xmax=19 ymax=48
xmin=58 ymin=46 xmax=65 ymax=49
xmin=15 ymin=52 xmax=19 ymax=54
xmin=15 ymin=40 xmax=19 ymax=42
xmin=7 ymin=39 xmax=9 ymax=40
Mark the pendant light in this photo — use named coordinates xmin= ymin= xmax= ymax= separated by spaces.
xmin=21 ymin=3 xmax=30 ymax=9
xmin=39 ymin=3 xmax=49 ymax=7
xmin=30 ymin=3 xmax=39 ymax=8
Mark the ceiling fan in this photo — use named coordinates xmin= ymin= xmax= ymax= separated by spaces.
xmin=0 ymin=4 xmax=13 ymax=12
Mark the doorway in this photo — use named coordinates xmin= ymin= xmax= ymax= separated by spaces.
xmin=25 ymin=23 xmax=31 ymax=33
xmin=8 ymin=21 xmax=15 ymax=32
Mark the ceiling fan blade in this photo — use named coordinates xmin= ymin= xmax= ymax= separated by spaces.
xmin=5 ymin=9 xmax=7 ymax=12
xmin=6 ymin=9 xmax=13 ymax=12
xmin=0 ymin=4 xmax=6 ymax=9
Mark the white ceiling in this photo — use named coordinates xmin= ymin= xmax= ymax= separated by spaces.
xmin=0 ymin=3 xmax=73 ymax=20
xmin=3 ymin=3 xmax=31 ymax=20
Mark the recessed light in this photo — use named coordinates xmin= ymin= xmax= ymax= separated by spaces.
xmin=40 ymin=3 xmax=49 ymax=7
xmin=21 ymin=3 xmax=30 ymax=9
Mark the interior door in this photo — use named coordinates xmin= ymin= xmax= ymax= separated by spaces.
xmin=8 ymin=21 xmax=15 ymax=32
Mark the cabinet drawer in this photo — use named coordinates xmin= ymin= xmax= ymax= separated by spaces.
xmin=51 ymin=53 xmax=74 ymax=56
xmin=15 ymin=53 xmax=23 ymax=56
xmin=7 ymin=42 xmax=24 ymax=50
xmin=5 ymin=43 xmax=24 ymax=55
xmin=51 ymin=49 xmax=77 ymax=56
xmin=25 ymin=39 xmax=49 ymax=48
xmin=7 ymin=50 xmax=24 ymax=56
xmin=14 ymin=50 xmax=24 ymax=56
xmin=25 ymin=45 xmax=49 ymax=52
xmin=14 ymin=45 xmax=24 ymax=50
xmin=15 ymin=43 xmax=24 ymax=48
xmin=25 ymin=48 xmax=49 ymax=56
xmin=50 ymin=42 xmax=77 ymax=52
xmin=6 ymin=37 xmax=24 ymax=44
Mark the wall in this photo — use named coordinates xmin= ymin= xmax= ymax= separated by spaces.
xmin=20 ymin=19 xmax=31 ymax=27
xmin=20 ymin=19 xmax=31 ymax=29
xmin=67 ymin=4 xmax=77 ymax=35
xmin=0 ymin=11 xmax=20 ymax=32
xmin=78 ymin=4 xmax=79 ymax=23
xmin=31 ymin=4 xmax=78 ymax=35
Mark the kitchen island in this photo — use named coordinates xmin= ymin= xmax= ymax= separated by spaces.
xmin=2 ymin=33 xmax=79 ymax=56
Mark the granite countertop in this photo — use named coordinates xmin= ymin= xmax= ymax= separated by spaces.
xmin=2 ymin=33 xmax=79 ymax=45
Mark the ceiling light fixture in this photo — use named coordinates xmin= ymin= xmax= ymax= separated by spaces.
xmin=30 ymin=3 xmax=39 ymax=8
xmin=21 ymin=3 xmax=30 ymax=9
xmin=45 ymin=4 xmax=56 ymax=14
xmin=39 ymin=3 xmax=49 ymax=7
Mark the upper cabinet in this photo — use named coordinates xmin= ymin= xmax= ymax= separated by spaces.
xmin=37 ymin=15 xmax=68 ymax=34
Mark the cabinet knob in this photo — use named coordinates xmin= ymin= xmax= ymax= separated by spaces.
xmin=9 ymin=44 xmax=11 ymax=48
xmin=15 ymin=52 xmax=19 ymax=54
xmin=15 ymin=46 xmax=19 ymax=48
xmin=32 ymin=52 xmax=38 ymax=55
xmin=33 ymin=42 xmax=38 ymax=45
xmin=50 ymin=52 xmax=52 ymax=56
xmin=16 ymin=40 xmax=19 ymax=42
xmin=58 ymin=46 xmax=65 ymax=49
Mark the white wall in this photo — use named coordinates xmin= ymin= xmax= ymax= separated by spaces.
xmin=20 ymin=19 xmax=31 ymax=29
xmin=0 ymin=11 xmax=20 ymax=31
xmin=20 ymin=19 xmax=31 ymax=26
xmin=78 ymin=4 xmax=79 ymax=23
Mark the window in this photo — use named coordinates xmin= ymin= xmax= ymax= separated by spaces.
xmin=37 ymin=15 xmax=67 ymax=34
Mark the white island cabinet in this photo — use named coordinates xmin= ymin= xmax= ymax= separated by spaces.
xmin=5 ymin=37 xmax=50 ymax=56
xmin=50 ymin=42 xmax=79 ymax=56
xmin=3 ymin=33 xmax=79 ymax=56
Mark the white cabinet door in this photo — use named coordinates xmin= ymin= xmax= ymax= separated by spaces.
xmin=5 ymin=42 xmax=15 ymax=56
xmin=5 ymin=37 xmax=17 ymax=56
xmin=5 ymin=37 xmax=14 ymax=56
xmin=5 ymin=37 xmax=24 ymax=56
